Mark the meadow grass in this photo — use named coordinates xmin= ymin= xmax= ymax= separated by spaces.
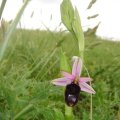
xmin=0 ymin=29 xmax=120 ymax=119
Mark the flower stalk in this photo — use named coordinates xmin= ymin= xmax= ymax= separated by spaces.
xmin=65 ymin=104 xmax=74 ymax=120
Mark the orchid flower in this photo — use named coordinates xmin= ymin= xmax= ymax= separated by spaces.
xmin=51 ymin=56 xmax=95 ymax=106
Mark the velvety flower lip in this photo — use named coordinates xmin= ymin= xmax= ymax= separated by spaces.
xmin=51 ymin=56 xmax=96 ymax=94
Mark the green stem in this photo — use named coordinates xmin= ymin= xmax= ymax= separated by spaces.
xmin=84 ymin=65 xmax=93 ymax=120
xmin=65 ymin=104 xmax=74 ymax=120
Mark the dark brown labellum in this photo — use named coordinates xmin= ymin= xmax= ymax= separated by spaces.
xmin=65 ymin=83 xmax=80 ymax=107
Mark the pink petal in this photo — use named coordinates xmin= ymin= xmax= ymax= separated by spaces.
xmin=61 ymin=71 xmax=75 ymax=80
xmin=79 ymin=77 xmax=92 ymax=83
xmin=79 ymin=82 xmax=96 ymax=94
xmin=51 ymin=78 xmax=72 ymax=86
xmin=72 ymin=56 xmax=82 ymax=77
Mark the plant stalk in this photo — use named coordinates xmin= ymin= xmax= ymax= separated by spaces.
xmin=65 ymin=104 xmax=74 ymax=120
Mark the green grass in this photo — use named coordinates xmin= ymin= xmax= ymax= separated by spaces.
xmin=0 ymin=29 xmax=120 ymax=120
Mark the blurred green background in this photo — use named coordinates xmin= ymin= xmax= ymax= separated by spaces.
xmin=0 ymin=29 xmax=120 ymax=119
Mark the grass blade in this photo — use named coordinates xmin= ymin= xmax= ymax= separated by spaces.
xmin=0 ymin=0 xmax=7 ymax=20
xmin=0 ymin=0 xmax=29 ymax=61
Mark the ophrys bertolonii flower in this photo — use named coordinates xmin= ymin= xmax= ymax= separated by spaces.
xmin=51 ymin=56 xmax=95 ymax=107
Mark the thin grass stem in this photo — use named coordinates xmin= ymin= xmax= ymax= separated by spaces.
xmin=84 ymin=64 xmax=93 ymax=120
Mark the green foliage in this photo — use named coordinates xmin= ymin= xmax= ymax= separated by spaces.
xmin=0 ymin=29 xmax=119 ymax=119
xmin=60 ymin=0 xmax=84 ymax=58
xmin=0 ymin=0 xmax=29 ymax=61
xmin=0 ymin=0 xmax=119 ymax=120
xmin=60 ymin=49 xmax=71 ymax=72
xmin=72 ymin=8 xmax=84 ymax=57
xmin=60 ymin=0 xmax=74 ymax=32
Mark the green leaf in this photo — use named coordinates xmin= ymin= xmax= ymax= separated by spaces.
xmin=60 ymin=49 xmax=71 ymax=72
xmin=72 ymin=8 xmax=84 ymax=57
xmin=60 ymin=0 xmax=74 ymax=32
xmin=60 ymin=0 xmax=84 ymax=58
